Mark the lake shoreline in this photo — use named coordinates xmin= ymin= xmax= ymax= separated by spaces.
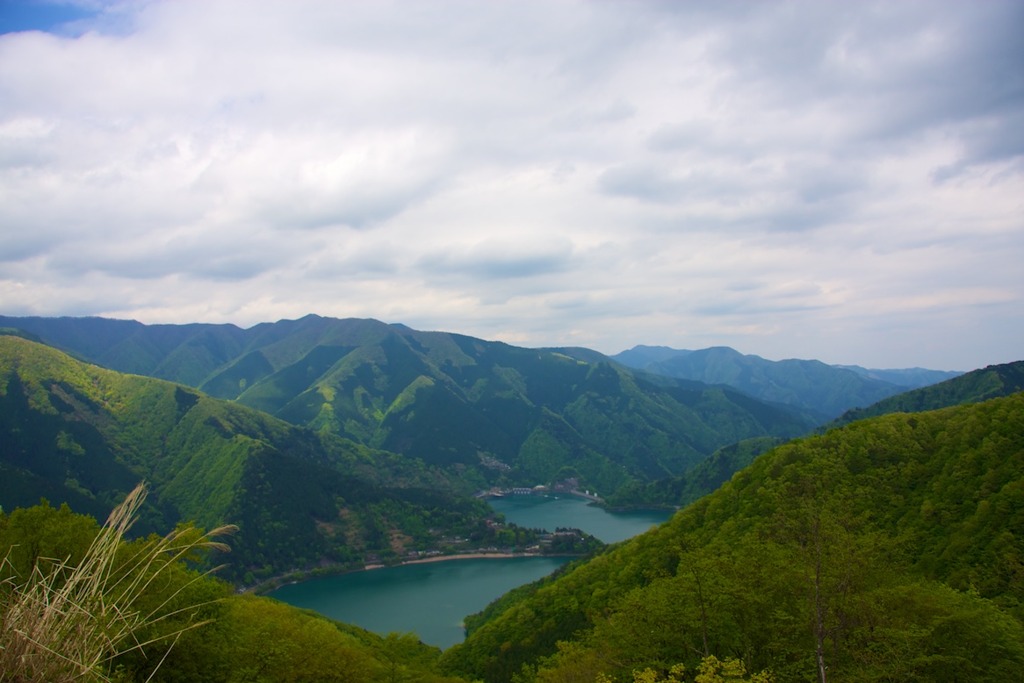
xmin=369 ymin=551 xmax=541 ymax=569
xmin=248 ymin=550 xmax=580 ymax=595
xmin=267 ymin=497 xmax=672 ymax=648
xmin=252 ymin=497 xmax=670 ymax=596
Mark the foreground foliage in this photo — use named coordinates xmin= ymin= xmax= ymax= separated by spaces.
xmin=0 ymin=483 xmax=232 ymax=682
xmin=443 ymin=393 xmax=1024 ymax=682
xmin=612 ymin=656 xmax=773 ymax=683
xmin=0 ymin=492 xmax=470 ymax=683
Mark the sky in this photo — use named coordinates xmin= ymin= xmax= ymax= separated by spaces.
xmin=0 ymin=1 xmax=1021 ymax=371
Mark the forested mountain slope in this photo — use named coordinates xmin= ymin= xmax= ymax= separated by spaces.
xmin=0 ymin=315 xmax=250 ymax=386
xmin=441 ymin=392 xmax=1024 ymax=682
xmin=830 ymin=359 xmax=1024 ymax=427
xmin=608 ymin=359 xmax=1024 ymax=510
xmin=0 ymin=315 xmax=816 ymax=497
xmin=603 ymin=436 xmax=785 ymax=509
xmin=613 ymin=344 xmax=960 ymax=420
xmin=0 ymin=335 xmax=509 ymax=584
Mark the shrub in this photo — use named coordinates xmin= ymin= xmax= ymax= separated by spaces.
xmin=0 ymin=483 xmax=234 ymax=683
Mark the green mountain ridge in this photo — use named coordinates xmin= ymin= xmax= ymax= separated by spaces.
xmin=0 ymin=335 xmax=534 ymax=584
xmin=605 ymin=360 xmax=1024 ymax=510
xmin=603 ymin=435 xmax=785 ymax=510
xmin=441 ymin=392 xmax=1024 ymax=682
xmin=613 ymin=344 xmax=962 ymax=420
xmin=0 ymin=315 xmax=817 ymax=498
xmin=829 ymin=359 xmax=1024 ymax=428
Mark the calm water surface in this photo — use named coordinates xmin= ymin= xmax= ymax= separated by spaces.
xmin=489 ymin=494 xmax=671 ymax=543
xmin=271 ymin=556 xmax=569 ymax=649
xmin=270 ymin=496 xmax=673 ymax=648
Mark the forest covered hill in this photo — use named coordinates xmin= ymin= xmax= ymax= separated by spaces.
xmin=440 ymin=392 xmax=1024 ymax=682
xmin=606 ymin=359 xmax=1024 ymax=510
xmin=0 ymin=334 xmax=557 ymax=584
xmin=0 ymin=316 xmax=816 ymax=499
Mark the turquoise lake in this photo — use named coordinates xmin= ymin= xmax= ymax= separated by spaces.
xmin=270 ymin=496 xmax=673 ymax=648
xmin=488 ymin=494 xmax=670 ymax=544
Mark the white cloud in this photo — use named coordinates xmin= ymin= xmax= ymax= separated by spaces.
xmin=0 ymin=0 xmax=1021 ymax=370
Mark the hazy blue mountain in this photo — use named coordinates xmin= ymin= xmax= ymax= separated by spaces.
xmin=836 ymin=364 xmax=963 ymax=388
xmin=612 ymin=344 xmax=960 ymax=421
xmin=830 ymin=359 xmax=1024 ymax=427
xmin=609 ymin=344 xmax=692 ymax=368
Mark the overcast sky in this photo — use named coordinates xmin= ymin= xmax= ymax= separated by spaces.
xmin=1 ymin=0 xmax=1021 ymax=370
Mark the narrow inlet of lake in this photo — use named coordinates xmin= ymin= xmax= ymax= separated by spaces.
xmin=488 ymin=494 xmax=671 ymax=544
xmin=269 ymin=496 xmax=673 ymax=649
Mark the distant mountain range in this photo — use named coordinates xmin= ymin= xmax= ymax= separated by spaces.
xmin=605 ymin=358 xmax=1024 ymax=509
xmin=0 ymin=315 xmax=816 ymax=499
xmin=829 ymin=359 xmax=1024 ymax=427
xmin=612 ymin=344 xmax=962 ymax=420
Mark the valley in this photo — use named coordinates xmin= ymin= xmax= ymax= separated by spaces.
xmin=1 ymin=316 xmax=1021 ymax=682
